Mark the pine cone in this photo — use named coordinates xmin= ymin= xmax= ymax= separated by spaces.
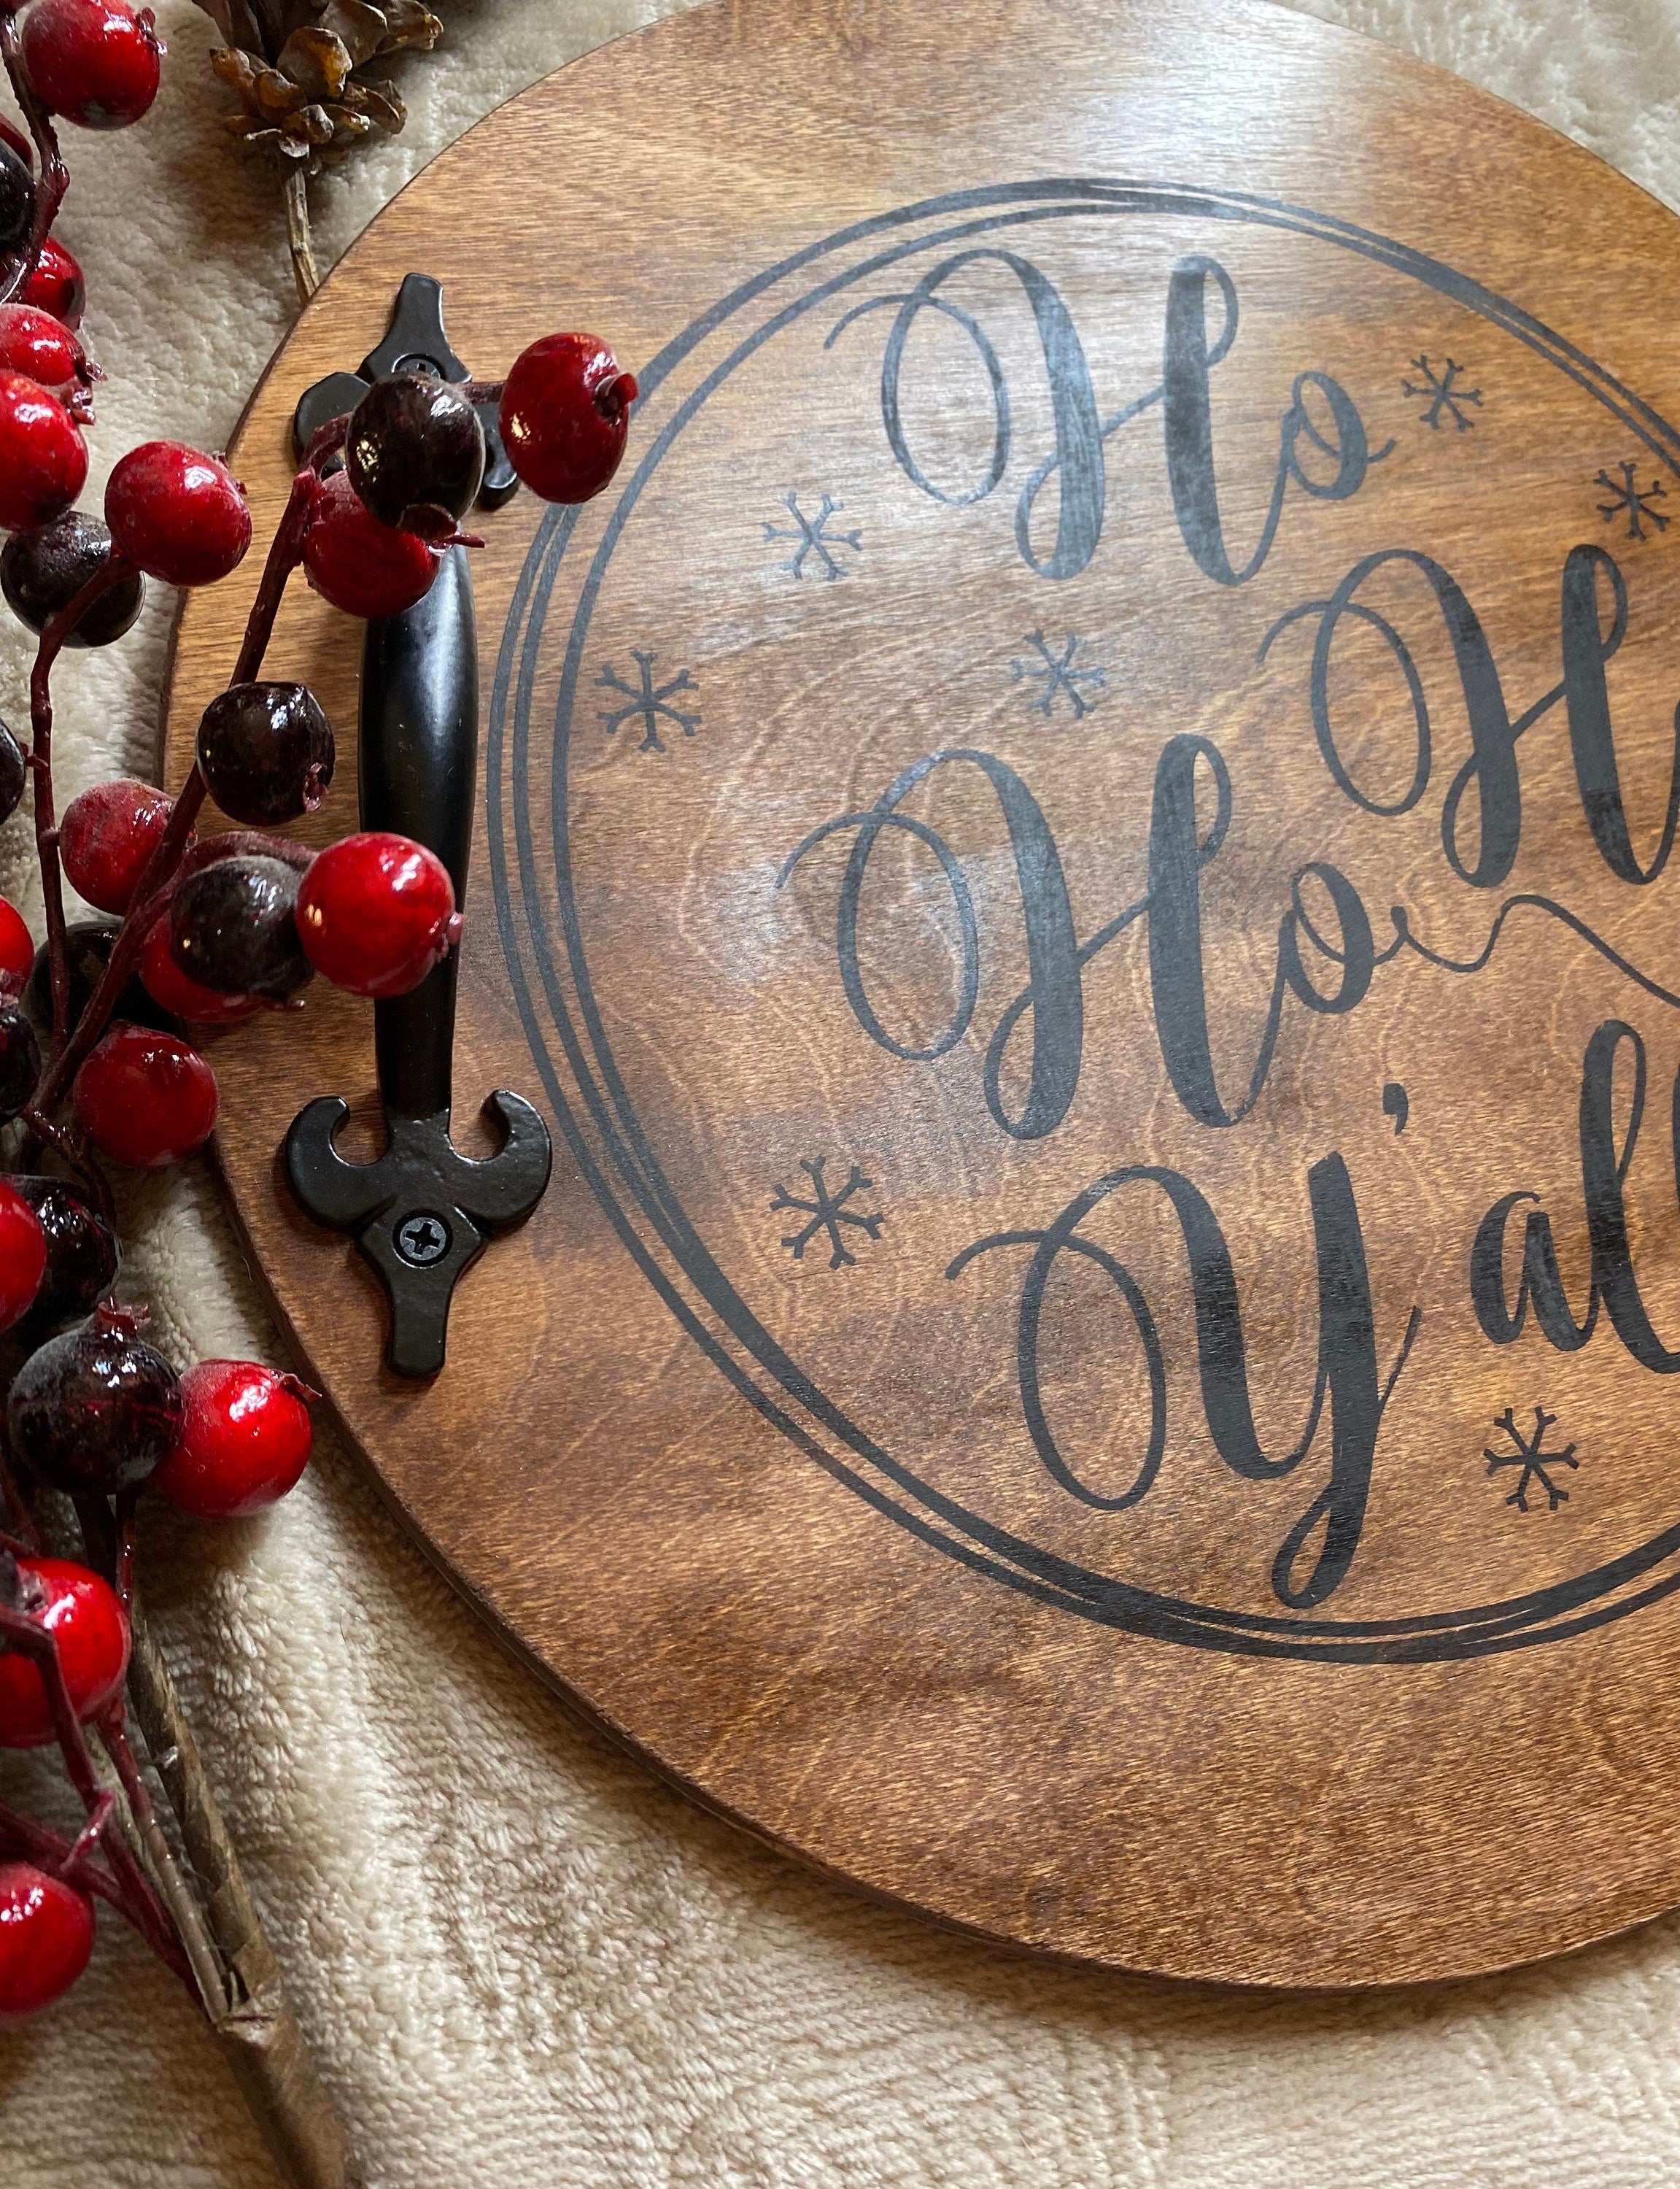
xmin=191 ymin=0 xmax=441 ymax=171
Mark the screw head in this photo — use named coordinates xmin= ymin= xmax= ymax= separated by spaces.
xmin=394 ymin=1211 xmax=451 ymax=1267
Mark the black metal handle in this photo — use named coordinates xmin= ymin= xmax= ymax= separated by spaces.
xmin=283 ymin=271 xmax=551 ymax=1378
xmin=361 ymin=544 xmax=476 ymax=1122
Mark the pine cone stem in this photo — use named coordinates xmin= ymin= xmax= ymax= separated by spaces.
xmin=284 ymin=165 xmax=319 ymax=304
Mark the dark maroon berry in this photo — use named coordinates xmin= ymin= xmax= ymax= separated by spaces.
xmin=139 ymin=918 xmax=258 ymax=1027
xmin=7 ymin=1175 xmax=118 ymax=1333
xmin=0 ymin=721 xmax=26 ymax=827
xmin=346 ymin=371 xmax=484 ymax=537
xmin=0 ymin=142 xmax=32 ymax=257
xmin=168 ymin=855 xmax=312 ymax=1003
xmin=9 ymin=1300 xmax=182 ymax=1493
xmin=25 ymin=918 xmax=176 ymax=1038
xmin=1 ymin=513 xmax=145 ymax=649
xmin=196 ymin=682 xmax=334 ymax=827
xmin=0 ymin=1006 xmax=40 ymax=1123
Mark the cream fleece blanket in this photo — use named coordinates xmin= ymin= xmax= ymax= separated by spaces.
xmin=5 ymin=0 xmax=1680 ymax=2182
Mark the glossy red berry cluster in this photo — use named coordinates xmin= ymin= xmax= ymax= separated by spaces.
xmin=0 ymin=0 xmax=644 ymax=2043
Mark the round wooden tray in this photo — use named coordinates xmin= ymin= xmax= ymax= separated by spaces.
xmin=163 ymin=0 xmax=1680 ymax=1986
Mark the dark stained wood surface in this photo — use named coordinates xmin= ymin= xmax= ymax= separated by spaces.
xmin=160 ymin=0 xmax=1680 ymax=1985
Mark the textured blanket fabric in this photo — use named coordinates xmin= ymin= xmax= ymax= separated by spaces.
xmin=4 ymin=0 xmax=1680 ymax=2182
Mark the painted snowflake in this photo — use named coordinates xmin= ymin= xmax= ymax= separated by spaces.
xmin=597 ymin=652 xmax=700 ymax=754
xmin=1402 ymin=355 xmax=1482 ymax=431
xmin=1484 ymin=1405 xmax=1579 ymax=1513
xmin=763 ymin=492 xmax=861 ymax=580
xmin=770 ymin=1157 xmax=884 ymax=1270
xmin=1010 ymin=630 xmax=1106 ymax=719
xmin=1595 ymin=460 xmax=1670 ymax=541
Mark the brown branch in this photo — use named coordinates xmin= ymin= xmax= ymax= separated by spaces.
xmin=70 ymin=1494 xmax=365 ymax=2188
xmin=123 ymin=1596 xmax=367 ymax=2188
xmin=283 ymin=166 xmax=319 ymax=308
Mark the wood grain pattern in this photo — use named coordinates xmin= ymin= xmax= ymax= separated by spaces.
xmin=160 ymin=0 xmax=1680 ymax=1985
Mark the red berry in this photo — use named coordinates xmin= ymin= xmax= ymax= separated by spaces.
xmin=0 ymin=1557 xmax=129 ymax=1748
xmin=0 ymin=1181 xmax=47 ymax=1333
xmin=0 ymin=303 xmax=96 ymax=417
xmin=74 ymin=1022 xmax=217 ymax=1166
xmin=0 ymin=371 xmax=86 ymax=534
xmin=20 ymin=0 xmax=163 ymax=130
xmin=139 ymin=916 xmax=259 ymax=1027
xmin=295 ymin=832 xmax=461 ymax=999
xmin=0 ymin=897 xmax=34 ymax=994
xmin=104 ymin=442 xmax=249 ymax=587
xmin=153 ymin=1359 xmax=313 ymax=1518
xmin=302 ymin=469 xmax=441 ymax=619
xmin=0 ymin=1862 xmax=94 ymax=2021
xmin=498 ymin=333 xmax=638 ymax=505
xmin=22 ymin=236 xmax=85 ymax=331
xmin=59 ymin=776 xmax=175 ymax=914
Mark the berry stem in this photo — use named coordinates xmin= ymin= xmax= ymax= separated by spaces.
xmin=0 ymin=1443 xmax=42 ymax=1552
xmin=0 ymin=1795 xmax=133 ymax=1917
xmin=128 ymin=1582 xmax=366 ymax=2185
xmin=27 ymin=555 xmax=139 ymax=1059
xmin=0 ymin=2 xmax=69 ymax=309
xmin=113 ymin=1483 xmax=135 ymax=1607
xmin=19 ymin=1102 xmax=115 ymax=1224
xmin=283 ymin=165 xmax=320 ymax=308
